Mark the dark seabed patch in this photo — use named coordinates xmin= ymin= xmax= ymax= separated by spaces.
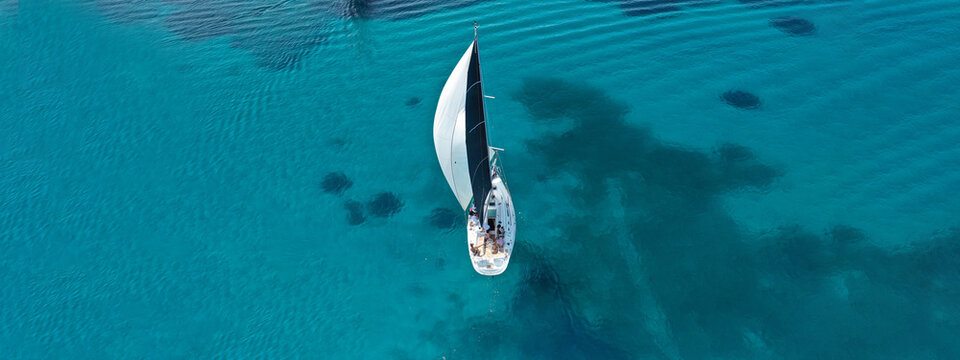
xmin=164 ymin=2 xmax=239 ymax=42
xmin=321 ymin=172 xmax=353 ymax=195
xmin=510 ymin=76 xmax=960 ymax=358
xmin=328 ymin=0 xmax=486 ymax=20
xmin=770 ymin=16 xmax=816 ymax=35
xmin=596 ymin=0 xmax=834 ymax=17
xmin=592 ymin=0 xmax=720 ymax=17
xmin=328 ymin=137 xmax=348 ymax=148
xmin=716 ymin=142 xmax=754 ymax=163
xmin=343 ymin=200 xmax=366 ymax=225
xmin=428 ymin=246 xmax=643 ymax=359
xmin=93 ymin=0 xmax=160 ymax=23
xmin=515 ymin=78 xmax=778 ymax=203
xmin=737 ymin=0 xmax=804 ymax=7
xmin=405 ymin=97 xmax=422 ymax=106
xmin=230 ymin=21 xmax=327 ymax=71
xmin=716 ymin=143 xmax=781 ymax=187
xmin=427 ymin=207 xmax=460 ymax=229
xmin=511 ymin=76 xmax=629 ymax=123
xmin=367 ymin=192 xmax=403 ymax=218
xmin=722 ymin=90 xmax=761 ymax=109
xmin=90 ymin=0 xmax=328 ymax=70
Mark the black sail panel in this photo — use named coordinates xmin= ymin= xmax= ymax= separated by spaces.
xmin=464 ymin=41 xmax=492 ymax=220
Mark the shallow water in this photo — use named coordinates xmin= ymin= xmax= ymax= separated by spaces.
xmin=3 ymin=0 xmax=960 ymax=358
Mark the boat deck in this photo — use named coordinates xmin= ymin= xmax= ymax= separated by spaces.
xmin=467 ymin=173 xmax=515 ymax=275
xmin=468 ymin=224 xmax=509 ymax=259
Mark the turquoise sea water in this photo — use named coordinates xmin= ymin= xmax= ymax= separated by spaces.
xmin=3 ymin=0 xmax=960 ymax=358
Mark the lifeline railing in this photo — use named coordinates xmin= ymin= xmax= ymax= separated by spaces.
xmin=489 ymin=147 xmax=509 ymax=190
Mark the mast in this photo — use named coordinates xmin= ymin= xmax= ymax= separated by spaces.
xmin=464 ymin=22 xmax=493 ymax=220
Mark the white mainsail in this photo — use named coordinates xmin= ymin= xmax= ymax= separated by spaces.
xmin=434 ymin=42 xmax=476 ymax=210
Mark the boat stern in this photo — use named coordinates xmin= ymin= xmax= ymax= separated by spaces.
xmin=467 ymin=222 xmax=512 ymax=276
xmin=472 ymin=256 xmax=509 ymax=276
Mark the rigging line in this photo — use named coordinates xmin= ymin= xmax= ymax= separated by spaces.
xmin=468 ymin=120 xmax=486 ymax=133
xmin=471 ymin=157 xmax=490 ymax=178
xmin=466 ymin=80 xmax=482 ymax=94
xmin=466 ymin=78 xmax=486 ymax=133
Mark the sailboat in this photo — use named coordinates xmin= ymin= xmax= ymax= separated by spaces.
xmin=433 ymin=24 xmax=516 ymax=276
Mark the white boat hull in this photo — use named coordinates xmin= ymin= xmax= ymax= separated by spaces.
xmin=467 ymin=173 xmax=515 ymax=276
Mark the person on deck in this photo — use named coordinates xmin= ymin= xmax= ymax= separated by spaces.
xmin=468 ymin=208 xmax=480 ymax=228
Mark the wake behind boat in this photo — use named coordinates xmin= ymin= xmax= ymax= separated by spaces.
xmin=433 ymin=24 xmax=516 ymax=276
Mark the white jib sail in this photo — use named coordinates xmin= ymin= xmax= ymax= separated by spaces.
xmin=434 ymin=42 xmax=476 ymax=210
